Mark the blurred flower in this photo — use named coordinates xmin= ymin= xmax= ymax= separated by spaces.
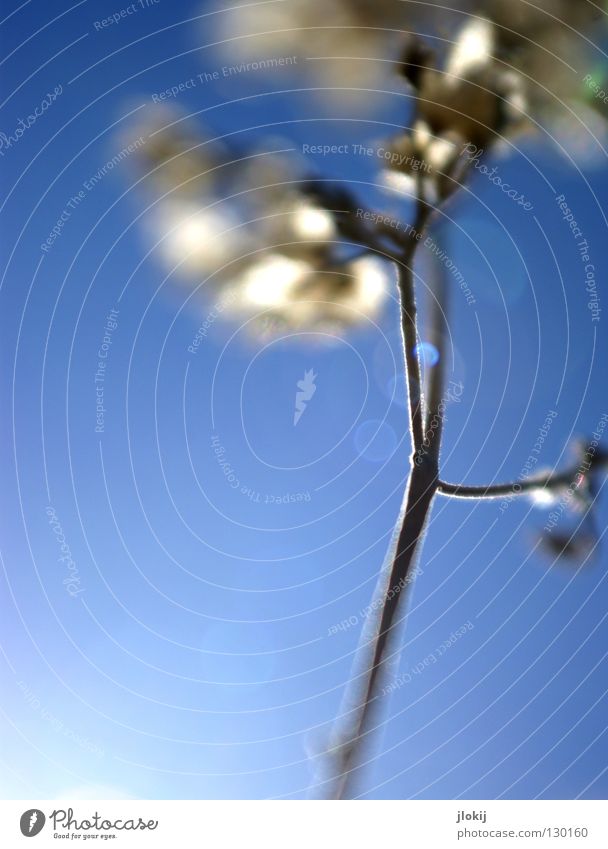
xmin=532 ymin=437 xmax=607 ymax=564
xmin=539 ymin=530 xmax=596 ymax=562
xmin=131 ymin=1 xmax=605 ymax=335
xmin=239 ymin=254 xmax=311 ymax=308
xmin=384 ymin=16 xmax=517 ymax=201
xmin=128 ymin=105 xmax=228 ymax=196
xmin=419 ymin=18 xmax=502 ymax=146
xmin=243 ymin=254 xmax=390 ymax=338
xmin=153 ymin=200 xmax=247 ymax=278
xmin=485 ymin=0 xmax=606 ymax=160
xmin=212 ymin=0 xmax=404 ymax=104
xmin=211 ymin=0 xmax=603 ymax=128
xmin=255 ymin=194 xmax=338 ymax=261
xmin=129 ymin=107 xmax=390 ymax=334
xmin=570 ymin=472 xmax=594 ymax=513
xmin=529 ymin=487 xmax=560 ymax=508
xmin=383 ymin=1 xmax=604 ymax=198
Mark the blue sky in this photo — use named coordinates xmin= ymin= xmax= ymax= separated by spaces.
xmin=1 ymin=0 xmax=607 ymax=800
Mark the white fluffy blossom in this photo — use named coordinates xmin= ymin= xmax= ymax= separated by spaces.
xmin=130 ymin=108 xmax=390 ymax=334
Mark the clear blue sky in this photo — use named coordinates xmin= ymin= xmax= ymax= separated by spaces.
xmin=1 ymin=0 xmax=607 ymax=800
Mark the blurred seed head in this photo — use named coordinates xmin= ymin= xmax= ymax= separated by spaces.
xmin=129 ymin=106 xmax=226 ymax=197
xmin=127 ymin=3 xmax=606 ymax=337
xmin=127 ymin=105 xmax=390 ymax=337
xmin=539 ymin=530 xmax=596 ymax=563
xmin=212 ymin=0 xmax=403 ymax=106
xmin=154 ymin=201 xmax=247 ymax=278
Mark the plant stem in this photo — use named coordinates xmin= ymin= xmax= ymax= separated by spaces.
xmin=324 ymin=454 xmax=439 ymax=800
xmin=420 ymin=239 xmax=448 ymax=468
xmin=437 ymin=448 xmax=608 ymax=501
xmin=399 ymin=259 xmax=425 ymax=450
xmin=318 ymin=217 xmax=440 ymax=799
xmin=314 ymin=166 xmax=467 ymax=799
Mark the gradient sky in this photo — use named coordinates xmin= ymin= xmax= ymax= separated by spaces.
xmin=1 ymin=0 xmax=608 ymax=800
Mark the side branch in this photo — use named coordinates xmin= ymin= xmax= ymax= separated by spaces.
xmin=437 ymin=447 xmax=608 ymax=501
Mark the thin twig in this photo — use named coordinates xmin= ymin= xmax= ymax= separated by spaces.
xmin=399 ymin=258 xmax=425 ymax=450
xmin=419 ymin=154 xmax=473 ymax=461
xmin=315 ymin=196 xmax=439 ymax=799
xmin=437 ymin=448 xmax=608 ymax=500
xmin=312 ymin=142 xmax=508 ymax=799
xmin=421 ymin=238 xmax=448 ymax=466
xmin=397 ymin=192 xmax=435 ymax=450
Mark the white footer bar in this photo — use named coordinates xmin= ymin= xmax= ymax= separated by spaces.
xmin=1 ymin=800 xmax=606 ymax=848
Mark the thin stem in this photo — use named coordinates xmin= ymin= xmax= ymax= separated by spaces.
xmin=398 ymin=260 xmax=425 ymax=450
xmin=326 ymin=456 xmax=438 ymax=800
xmin=421 ymin=244 xmax=448 ymax=467
xmin=311 ymin=161 xmax=468 ymax=800
xmin=300 ymin=180 xmax=405 ymax=260
xmin=396 ymin=192 xmax=434 ymax=451
xmin=437 ymin=477 xmax=558 ymax=500
xmin=437 ymin=448 xmax=608 ymax=500
xmin=315 ymin=198 xmax=438 ymax=799
xmin=420 ymin=157 xmax=472 ymax=466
